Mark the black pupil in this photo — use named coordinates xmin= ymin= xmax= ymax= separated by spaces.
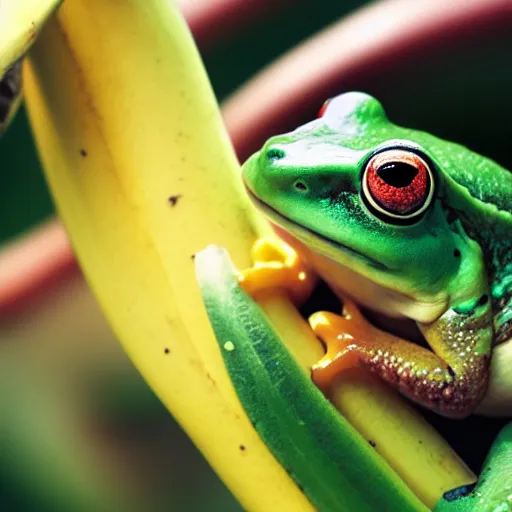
xmin=377 ymin=162 xmax=418 ymax=188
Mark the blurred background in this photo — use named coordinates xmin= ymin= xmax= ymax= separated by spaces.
xmin=1 ymin=0 xmax=511 ymax=510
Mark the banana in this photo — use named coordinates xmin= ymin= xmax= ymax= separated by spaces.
xmin=22 ymin=1 xmax=310 ymax=510
xmin=0 ymin=0 xmax=62 ymax=76
xmin=0 ymin=0 xmax=61 ymax=132
xmin=22 ymin=0 xmax=473 ymax=510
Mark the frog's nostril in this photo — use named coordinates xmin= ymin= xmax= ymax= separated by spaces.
xmin=293 ymin=179 xmax=309 ymax=193
xmin=266 ymin=147 xmax=286 ymax=162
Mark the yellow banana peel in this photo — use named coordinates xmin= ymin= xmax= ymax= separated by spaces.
xmin=0 ymin=0 xmax=61 ymax=132
xmin=22 ymin=0 xmax=474 ymax=510
xmin=23 ymin=1 xmax=311 ymax=510
xmin=0 ymin=0 xmax=62 ymax=76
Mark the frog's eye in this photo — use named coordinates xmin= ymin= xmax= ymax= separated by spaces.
xmin=362 ymin=149 xmax=434 ymax=222
xmin=317 ymin=98 xmax=332 ymax=118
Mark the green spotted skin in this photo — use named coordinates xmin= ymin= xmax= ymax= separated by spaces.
xmin=242 ymin=92 xmax=511 ymax=417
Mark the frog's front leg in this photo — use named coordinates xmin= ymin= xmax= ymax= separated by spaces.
xmin=311 ymin=297 xmax=493 ymax=419
xmin=238 ymin=237 xmax=317 ymax=305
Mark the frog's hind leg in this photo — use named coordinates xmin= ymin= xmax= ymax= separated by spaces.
xmin=311 ymin=297 xmax=492 ymax=419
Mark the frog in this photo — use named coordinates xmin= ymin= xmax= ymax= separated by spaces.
xmin=241 ymin=91 xmax=512 ymax=419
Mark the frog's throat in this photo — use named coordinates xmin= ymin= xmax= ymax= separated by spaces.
xmin=245 ymin=187 xmax=387 ymax=271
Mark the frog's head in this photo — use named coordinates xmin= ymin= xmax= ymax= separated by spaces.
xmin=242 ymin=92 xmax=485 ymax=315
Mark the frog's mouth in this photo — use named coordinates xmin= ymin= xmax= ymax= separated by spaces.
xmin=245 ymin=184 xmax=447 ymax=324
xmin=245 ymin=186 xmax=388 ymax=271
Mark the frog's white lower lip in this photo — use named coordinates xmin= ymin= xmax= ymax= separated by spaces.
xmin=244 ymin=186 xmax=388 ymax=271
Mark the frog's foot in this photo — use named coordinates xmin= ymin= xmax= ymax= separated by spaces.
xmin=238 ymin=237 xmax=317 ymax=305
xmin=309 ymin=298 xmax=490 ymax=418
xmin=309 ymin=298 xmax=374 ymax=391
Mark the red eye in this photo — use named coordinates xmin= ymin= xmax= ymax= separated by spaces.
xmin=317 ymin=98 xmax=331 ymax=118
xmin=362 ymin=149 xmax=434 ymax=220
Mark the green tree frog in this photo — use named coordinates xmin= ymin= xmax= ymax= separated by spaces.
xmin=241 ymin=92 xmax=511 ymax=418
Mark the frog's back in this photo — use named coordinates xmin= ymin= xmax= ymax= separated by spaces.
xmin=423 ymin=136 xmax=512 ymax=346
xmin=427 ymin=139 xmax=512 ymax=217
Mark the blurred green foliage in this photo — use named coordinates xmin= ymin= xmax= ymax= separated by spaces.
xmin=0 ymin=107 xmax=52 ymax=242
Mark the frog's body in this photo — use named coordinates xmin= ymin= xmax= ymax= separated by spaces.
xmin=242 ymin=92 xmax=511 ymax=418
